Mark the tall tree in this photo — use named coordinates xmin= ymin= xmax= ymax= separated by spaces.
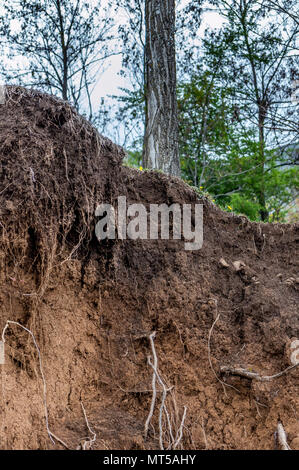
xmin=178 ymin=73 xmax=298 ymax=222
xmin=143 ymin=0 xmax=180 ymax=176
xmin=113 ymin=0 xmax=202 ymax=149
xmin=204 ymin=0 xmax=299 ymax=220
xmin=0 ymin=0 xmax=115 ymax=119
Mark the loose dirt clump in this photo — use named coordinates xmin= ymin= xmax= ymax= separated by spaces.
xmin=0 ymin=86 xmax=298 ymax=450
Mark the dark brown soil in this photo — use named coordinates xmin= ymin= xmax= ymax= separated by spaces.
xmin=0 ymin=87 xmax=298 ymax=450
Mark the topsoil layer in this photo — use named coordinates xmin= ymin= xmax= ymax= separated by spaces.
xmin=0 ymin=86 xmax=298 ymax=450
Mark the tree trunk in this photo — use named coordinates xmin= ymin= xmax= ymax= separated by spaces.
xmin=143 ymin=0 xmax=180 ymax=177
xmin=56 ymin=0 xmax=68 ymax=101
xmin=258 ymin=101 xmax=268 ymax=221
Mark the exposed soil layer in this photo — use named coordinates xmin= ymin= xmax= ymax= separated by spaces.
xmin=0 ymin=87 xmax=298 ymax=450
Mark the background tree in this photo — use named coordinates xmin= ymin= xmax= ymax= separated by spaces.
xmin=0 ymin=0 xmax=115 ymax=120
xmin=179 ymin=72 xmax=299 ymax=221
xmin=209 ymin=0 xmax=299 ymax=220
xmin=114 ymin=0 xmax=203 ymax=150
xmin=114 ymin=0 xmax=298 ymax=221
xmin=177 ymin=0 xmax=298 ymax=221
xmin=142 ymin=0 xmax=180 ymax=176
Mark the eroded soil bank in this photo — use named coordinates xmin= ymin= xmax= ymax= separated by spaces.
xmin=0 ymin=87 xmax=298 ymax=450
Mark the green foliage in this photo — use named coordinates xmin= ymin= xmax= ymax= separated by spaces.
xmin=120 ymin=70 xmax=298 ymax=222
xmin=123 ymin=149 xmax=142 ymax=168
xmin=178 ymin=73 xmax=299 ymax=222
xmin=176 ymin=0 xmax=299 ymax=222
xmin=226 ymin=194 xmax=262 ymax=221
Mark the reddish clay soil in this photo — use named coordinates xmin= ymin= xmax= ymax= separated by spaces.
xmin=0 ymin=87 xmax=298 ymax=450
